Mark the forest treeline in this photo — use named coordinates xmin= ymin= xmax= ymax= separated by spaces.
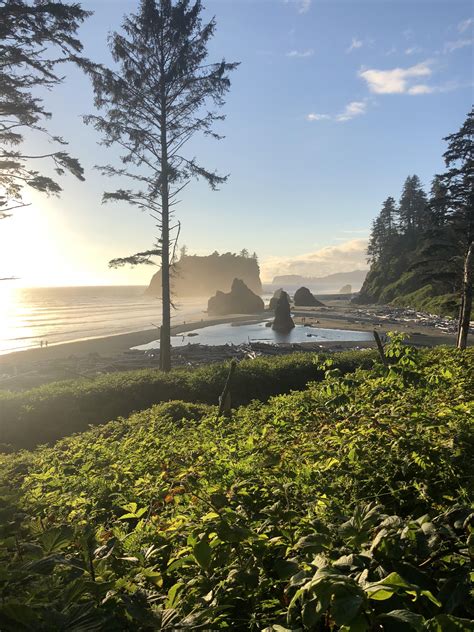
xmin=146 ymin=249 xmax=262 ymax=297
xmin=358 ymin=108 xmax=473 ymax=336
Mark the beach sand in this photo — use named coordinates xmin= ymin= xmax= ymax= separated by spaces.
xmin=0 ymin=300 xmax=461 ymax=390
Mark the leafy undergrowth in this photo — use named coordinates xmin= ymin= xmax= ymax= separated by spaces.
xmin=0 ymin=349 xmax=376 ymax=449
xmin=0 ymin=340 xmax=472 ymax=630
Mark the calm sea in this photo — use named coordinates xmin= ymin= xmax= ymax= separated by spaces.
xmin=0 ymin=285 xmax=206 ymax=355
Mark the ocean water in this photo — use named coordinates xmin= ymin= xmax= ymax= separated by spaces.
xmin=0 ymin=285 xmax=206 ymax=355
xmin=135 ymin=320 xmax=373 ymax=350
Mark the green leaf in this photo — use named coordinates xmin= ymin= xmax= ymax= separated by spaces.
xmin=274 ymin=558 xmax=300 ymax=580
xmin=331 ymin=584 xmax=364 ymax=626
xmin=378 ymin=610 xmax=425 ymax=631
xmin=193 ymin=540 xmax=212 ymax=570
xmin=39 ymin=525 xmax=73 ymax=554
xmin=165 ymin=582 xmax=185 ymax=609
xmin=423 ymin=615 xmax=474 ymax=631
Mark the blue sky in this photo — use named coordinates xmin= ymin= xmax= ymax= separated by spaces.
xmin=1 ymin=0 xmax=472 ymax=285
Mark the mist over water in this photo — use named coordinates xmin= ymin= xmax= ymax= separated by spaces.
xmin=0 ymin=286 xmax=206 ymax=354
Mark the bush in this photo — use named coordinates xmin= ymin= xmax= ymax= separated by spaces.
xmin=0 ymin=349 xmax=376 ymax=449
xmin=0 ymin=346 xmax=472 ymax=629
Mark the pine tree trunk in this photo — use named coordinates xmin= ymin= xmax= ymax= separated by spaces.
xmin=456 ymin=241 xmax=473 ymax=350
xmin=160 ymin=105 xmax=172 ymax=372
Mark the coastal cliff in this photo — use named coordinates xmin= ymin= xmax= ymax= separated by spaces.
xmin=147 ymin=251 xmax=262 ymax=297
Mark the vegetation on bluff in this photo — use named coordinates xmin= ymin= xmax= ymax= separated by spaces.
xmin=147 ymin=250 xmax=262 ymax=297
xmin=0 ymin=349 xmax=375 ymax=449
xmin=0 ymin=341 xmax=472 ymax=629
xmin=358 ymin=108 xmax=473 ymax=332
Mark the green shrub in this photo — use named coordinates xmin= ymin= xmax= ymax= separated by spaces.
xmin=0 ymin=347 xmax=472 ymax=629
xmin=0 ymin=349 xmax=375 ymax=449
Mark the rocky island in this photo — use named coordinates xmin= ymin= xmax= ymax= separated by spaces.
xmin=208 ymin=278 xmax=265 ymax=315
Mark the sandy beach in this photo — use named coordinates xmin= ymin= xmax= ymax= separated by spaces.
xmin=0 ymin=298 xmax=463 ymax=391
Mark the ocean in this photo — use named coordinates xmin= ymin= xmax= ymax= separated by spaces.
xmin=0 ymin=285 xmax=206 ymax=355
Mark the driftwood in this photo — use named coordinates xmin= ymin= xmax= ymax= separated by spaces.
xmin=373 ymin=330 xmax=388 ymax=367
xmin=217 ymin=360 xmax=237 ymax=419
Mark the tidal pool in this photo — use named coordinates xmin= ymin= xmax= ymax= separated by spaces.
xmin=133 ymin=320 xmax=373 ymax=350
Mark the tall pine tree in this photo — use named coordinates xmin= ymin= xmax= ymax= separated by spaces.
xmin=85 ymin=0 xmax=237 ymax=371
xmin=440 ymin=107 xmax=474 ymax=349
xmin=397 ymin=175 xmax=429 ymax=233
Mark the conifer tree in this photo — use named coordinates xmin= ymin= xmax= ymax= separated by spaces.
xmin=367 ymin=196 xmax=397 ymax=263
xmin=397 ymin=175 xmax=428 ymax=233
xmin=0 ymin=0 xmax=90 ymax=218
xmin=86 ymin=0 xmax=237 ymax=371
xmin=440 ymin=107 xmax=473 ymax=349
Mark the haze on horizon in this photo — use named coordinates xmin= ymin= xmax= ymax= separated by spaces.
xmin=0 ymin=0 xmax=472 ymax=288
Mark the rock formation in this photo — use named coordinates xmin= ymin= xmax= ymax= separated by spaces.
xmin=272 ymin=292 xmax=295 ymax=333
xmin=339 ymin=284 xmax=352 ymax=294
xmin=268 ymin=288 xmax=289 ymax=311
xmin=147 ymin=251 xmax=262 ymax=297
xmin=208 ymin=278 xmax=265 ymax=316
xmin=293 ymin=286 xmax=324 ymax=307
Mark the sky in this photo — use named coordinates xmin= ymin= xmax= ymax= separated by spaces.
xmin=1 ymin=0 xmax=473 ymax=286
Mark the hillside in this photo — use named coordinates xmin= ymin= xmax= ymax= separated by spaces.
xmin=272 ymin=269 xmax=368 ymax=292
xmin=147 ymin=251 xmax=262 ymax=297
xmin=357 ymin=109 xmax=472 ymax=321
xmin=0 ymin=343 xmax=472 ymax=629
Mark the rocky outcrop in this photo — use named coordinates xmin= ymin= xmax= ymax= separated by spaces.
xmin=272 ymin=292 xmax=295 ymax=333
xmin=293 ymin=287 xmax=324 ymax=307
xmin=339 ymin=284 xmax=352 ymax=294
xmin=147 ymin=252 xmax=262 ymax=297
xmin=208 ymin=278 xmax=265 ymax=316
xmin=268 ymin=288 xmax=289 ymax=311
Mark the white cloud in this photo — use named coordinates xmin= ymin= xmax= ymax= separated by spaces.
xmin=347 ymin=37 xmax=363 ymax=53
xmin=407 ymin=84 xmax=434 ymax=95
xmin=261 ymin=239 xmax=369 ymax=281
xmin=458 ymin=18 xmax=473 ymax=33
xmin=286 ymin=48 xmax=314 ymax=58
xmin=335 ymin=100 xmax=367 ymax=121
xmin=359 ymin=61 xmax=432 ymax=94
xmin=307 ymin=100 xmax=368 ymax=123
xmin=306 ymin=113 xmax=331 ymax=121
xmin=443 ymin=38 xmax=473 ymax=53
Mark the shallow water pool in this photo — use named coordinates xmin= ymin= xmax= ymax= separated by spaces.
xmin=133 ymin=320 xmax=373 ymax=350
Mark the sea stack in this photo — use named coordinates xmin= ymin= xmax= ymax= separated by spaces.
xmin=272 ymin=292 xmax=295 ymax=333
xmin=208 ymin=278 xmax=265 ymax=315
xmin=293 ymin=286 xmax=324 ymax=307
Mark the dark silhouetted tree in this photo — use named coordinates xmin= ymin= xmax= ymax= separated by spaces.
xmin=397 ymin=175 xmax=428 ymax=233
xmin=85 ymin=0 xmax=237 ymax=371
xmin=440 ymin=107 xmax=473 ymax=349
xmin=0 ymin=0 xmax=90 ymax=219
xmin=367 ymin=196 xmax=398 ymax=263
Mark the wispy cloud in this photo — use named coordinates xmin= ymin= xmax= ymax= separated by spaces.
xmin=307 ymin=100 xmax=368 ymax=123
xmin=458 ymin=17 xmax=473 ymax=33
xmin=285 ymin=0 xmax=311 ymax=14
xmin=298 ymin=0 xmax=311 ymax=14
xmin=359 ymin=61 xmax=432 ymax=94
xmin=405 ymin=46 xmax=422 ymax=55
xmin=443 ymin=38 xmax=473 ymax=53
xmin=261 ymin=239 xmax=369 ymax=281
xmin=336 ymin=100 xmax=368 ymax=121
xmin=286 ymin=48 xmax=314 ymax=58
xmin=306 ymin=113 xmax=331 ymax=121
xmin=347 ymin=37 xmax=363 ymax=53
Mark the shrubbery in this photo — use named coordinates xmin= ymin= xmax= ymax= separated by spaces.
xmin=0 ymin=344 xmax=472 ymax=629
xmin=0 ymin=349 xmax=375 ymax=448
